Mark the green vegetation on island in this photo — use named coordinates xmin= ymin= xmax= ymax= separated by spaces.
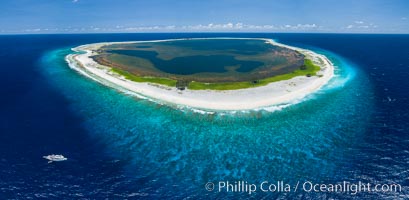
xmin=110 ymin=58 xmax=321 ymax=90
xmin=187 ymin=59 xmax=321 ymax=90
xmin=111 ymin=68 xmax=177 ymax=87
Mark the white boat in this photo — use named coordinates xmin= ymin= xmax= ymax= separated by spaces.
xmin=43 ymin=154 xmax=67 ymax=163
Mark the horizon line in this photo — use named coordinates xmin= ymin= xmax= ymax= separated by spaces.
xmin=1 ymin=32 xmax=409 ymax=36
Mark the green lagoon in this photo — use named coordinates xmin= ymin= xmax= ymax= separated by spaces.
xmin=92 ymin=38 xmax=318 ymax=90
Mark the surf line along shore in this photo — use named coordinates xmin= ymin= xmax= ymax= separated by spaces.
xmin=65 ymin=38 xmax=335 ymax=111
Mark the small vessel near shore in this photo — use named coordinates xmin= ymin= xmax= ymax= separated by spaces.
xmin=43 ymin=154 xmax=67 ymax=163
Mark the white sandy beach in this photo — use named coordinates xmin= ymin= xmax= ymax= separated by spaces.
xmin=65 ymin=38 xmax=334 ymax=111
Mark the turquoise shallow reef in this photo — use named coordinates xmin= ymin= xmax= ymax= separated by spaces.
xmin=3 ymin=34 xmax=408 ymax=199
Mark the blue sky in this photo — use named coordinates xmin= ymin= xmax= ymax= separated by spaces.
xmin=0 ymin=0 xmax=408 ymax=34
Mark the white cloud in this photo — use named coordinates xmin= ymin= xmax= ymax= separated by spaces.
xmin=235 ymin=23 xmax=244 ymax=29
xmin=165 ymin=25 xmax=176 ymax=30
xmin=24 ymin=28 xmax=42 ymax=32
xmin=345 ymin=22 xmax=377 ymax=30
xmin=72 ymin=0 xmax=79 ymax=3
xmin=183 ymin=22 xmax=245 ymax=30
xmin=281 ymin=24 xmax=317 ymax=30
xmin=15 ymin=22 xmax=324 ymax=33
xmin=175 ymin=22 xmax=319 ymax=32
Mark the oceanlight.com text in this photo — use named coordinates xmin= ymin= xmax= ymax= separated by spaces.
xmin=205 ymin=181 xmax=402 ymax=195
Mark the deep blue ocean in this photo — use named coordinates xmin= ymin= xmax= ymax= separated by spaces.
xmin=0 ymin=33 xmax=408 ymax=199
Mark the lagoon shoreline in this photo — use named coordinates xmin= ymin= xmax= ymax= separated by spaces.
xmin=65 ymin=38 xmax=334 ymax=111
